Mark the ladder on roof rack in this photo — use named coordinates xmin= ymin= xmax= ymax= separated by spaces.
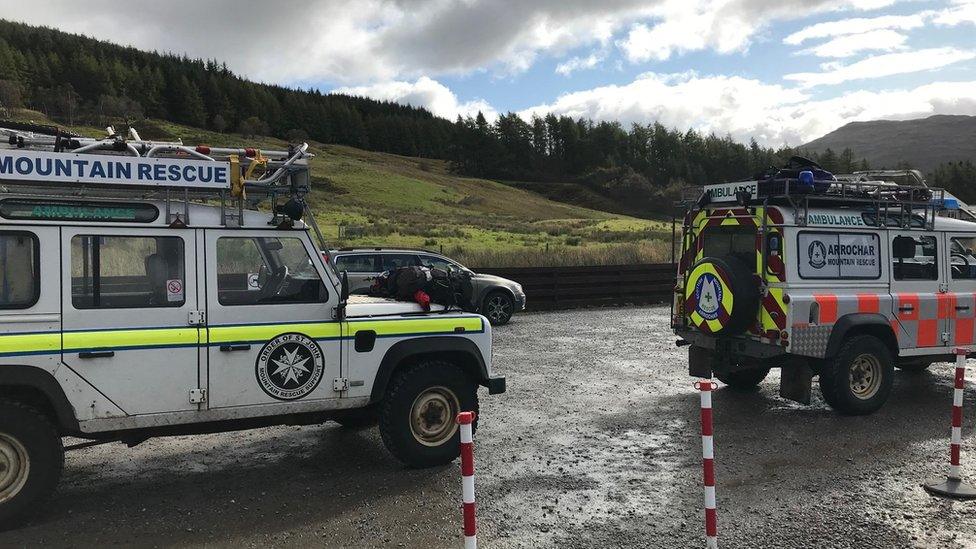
xmin=0 ymin=124 xmax=315 ymax=228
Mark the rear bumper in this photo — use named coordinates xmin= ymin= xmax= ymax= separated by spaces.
xmin=486 ymin=375 xmax=506 ymax=394
xmin=675 ymin=328 xmax=786 ymax=361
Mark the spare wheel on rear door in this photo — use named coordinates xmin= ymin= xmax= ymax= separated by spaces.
xmin=683 ymin=255 xmax=760 ymax=336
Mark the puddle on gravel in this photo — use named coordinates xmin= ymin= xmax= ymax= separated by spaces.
xmin=486 ymin=420 xmax=688 ymax=547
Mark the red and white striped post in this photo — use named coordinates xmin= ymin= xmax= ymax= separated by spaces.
xmin=924 ymin=348 xmax=976 ymax=499
xmin=457 ymin=411 xmax=478 ymax=549
xmin=695 ymin=380 xmax=718 ymax=549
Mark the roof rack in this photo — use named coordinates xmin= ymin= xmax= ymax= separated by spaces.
xmin=689 ymin=177 xmax=954 ymax=231
xmin=336 ymin=246 xmax=441 ymax=254
xmin=0 ymin=124 xmax=315 ymax=230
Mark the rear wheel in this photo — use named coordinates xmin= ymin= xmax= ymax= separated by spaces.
xmin=379 ymin=361 xmax=478 ymax=467
xmin=482 ymin=291 xmax=514 ymax=326
xmin=716 ymin=367 xmax=770 ymax=391
xmin=0 ymin=400 xmax=64 ymax=529
xmin=819 ymin=335 xmax=893 ymax=415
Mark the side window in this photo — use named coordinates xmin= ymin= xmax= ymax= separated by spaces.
xmin=335 ymin=254 xmax=377 ymax=273
xmin=950 ymin=236 xmax=976 ymax=280
xmin=72 ymin=235 xmax=185 ymax=309
xmin=420 ymin=255 xmax=456 ymax=271
xmin=0 ymin=231 xmax=39 ymax=309
xmin=892 ymin=235 xmax=938 ymax=281
xmin=380 ymin=253 xmax=419 ymax=271
xmin=217 ymin=237 xmax=327 ymax=306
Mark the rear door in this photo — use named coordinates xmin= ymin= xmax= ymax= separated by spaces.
xmin=334 ymin=253 xmax=379 ymax=293
xmin=889 ymin=231 xmax=944 ymax=350
xmin=60 ymin=227 xmax=202 ymax=415
xmin=945 ymin=233 xmax=976 ymax=347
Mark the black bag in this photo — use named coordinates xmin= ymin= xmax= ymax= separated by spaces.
xmin=425 ymin=267 xmax=475 ymax=310
xmin=394 ymin=266 xmax=431 ymax=300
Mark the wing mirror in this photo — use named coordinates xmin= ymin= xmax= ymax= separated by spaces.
xmin=336 ymin=272 xmax=350 ymax=321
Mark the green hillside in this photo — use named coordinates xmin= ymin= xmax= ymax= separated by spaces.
xmin=5 ymin=110 xmax=672 ymax=267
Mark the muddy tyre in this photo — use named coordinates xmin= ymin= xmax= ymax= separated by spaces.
xmin=379 ymin=360 xmax=478 ymax=467
xmin=819 ymin=335 xmax=893 ymax=415
xmin=716 ymin=367 xmax=770 ymax=391
xmin=482 ymin=291 xmax=514 ymax=326
xmin=0 ymin=400 xmax=64 ymax=529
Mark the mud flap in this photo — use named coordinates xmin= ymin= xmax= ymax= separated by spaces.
xmin=779 ymin=357 xmax=813 ymax=405
xmin=689 ymin=345 xmax=718 ymax=378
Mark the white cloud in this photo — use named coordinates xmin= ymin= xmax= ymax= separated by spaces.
xmin=334 ymin=77 xmax=497 ymax=121
xmin=933 ymin=0 xmax=976 ymax=26
xmin=784 ymin=13 xmax=929 ymax=45
xmin=616 ymin=0 xmax=907 ymax=63
xmin=518 ymin=72 xmax=976 ymax=146
xmin=555 ymin=53 xmax=604 ymax=76
xmin=784 ymin=47 xmax=976 ymax=87
xmin=799 ymin=29 xmax=908 ymax=57
xmin=0 ymin=0 xmax=918 ymax=86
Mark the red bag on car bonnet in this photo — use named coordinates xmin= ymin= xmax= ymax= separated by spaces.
xmin=413 ymin=289 xmax=431 ymax=311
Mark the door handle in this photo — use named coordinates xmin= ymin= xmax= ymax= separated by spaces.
xmin=219 ymin=344 xmax=252 ymax=352
xmin=79 ymin=350 xmax=115 ymax=359
xmin=957 ymin=305 xmax=971 ymax=311
xmin=898 ymin=305 xmax=914 ymax=312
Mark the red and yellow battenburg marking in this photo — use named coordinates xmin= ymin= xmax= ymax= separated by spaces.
xmin=679 ymin=206 xmax=787 ymax=337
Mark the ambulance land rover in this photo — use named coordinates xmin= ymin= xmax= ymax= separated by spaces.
xmin=0 ymin=124 xmax=505 ymax=526
xmin=674 ymin=167 xmax=976 ymax=416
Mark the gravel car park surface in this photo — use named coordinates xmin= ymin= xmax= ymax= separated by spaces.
xmin=2 ymin=305 xmax=975 ymax=548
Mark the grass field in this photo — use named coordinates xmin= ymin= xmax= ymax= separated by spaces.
xmin=6 ymin=111 xmax=674 ymax=267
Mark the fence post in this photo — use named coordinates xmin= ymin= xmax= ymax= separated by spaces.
xmin=457 ymin=411 xmax=478 ymax=548
xmin=924 ymin=348 xmax=976 ymax=499
xmin=696 ymin=379 xmax=718 ymax=548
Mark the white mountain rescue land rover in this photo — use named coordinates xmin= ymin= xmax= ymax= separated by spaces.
xmin=673 ymin=169 xmax=976 ymax=416
xmin=0 ymin=124 xmax=505 ymax=527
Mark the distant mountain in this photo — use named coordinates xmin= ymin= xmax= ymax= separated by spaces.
xmin=801 ymin=115 xmax=976 ymax=174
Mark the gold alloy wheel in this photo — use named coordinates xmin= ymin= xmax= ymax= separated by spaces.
xmin=409 ymin=386 xmax=460 ymax=447
xmin=0 ymin=433 xmax=29 ymax=503
xmin=849 ymin=353 xmax=883 ymax=400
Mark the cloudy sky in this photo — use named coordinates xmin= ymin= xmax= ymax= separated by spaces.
xmin=3 ymin=0 xmax=975 ymax=145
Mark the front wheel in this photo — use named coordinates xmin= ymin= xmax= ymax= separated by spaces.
xmin=482 ymin=291 xmax=514 ymax=326
xmin=379 ymin=361 xmax=478 ymax=467
xmin=716 ymin=367 xmax=770 ymax=391
xmin=0 ymin=400 xmax=64 ymax=529
xmin=819 ymin=335 xmax=893 ymax=415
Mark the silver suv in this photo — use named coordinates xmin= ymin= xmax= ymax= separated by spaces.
xmin=330 ymin=248 xmax=526 ymax=325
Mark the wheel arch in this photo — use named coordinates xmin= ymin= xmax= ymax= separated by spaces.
xmin=824 ymin=313 xmax=899 ymax=359
xmin=369 ymin=337 xmax=489 ymax=404
xmin=0 ymin=365 xmax=79 ymax=434
xmin=479 ymin=286 xmax=516 ymax=310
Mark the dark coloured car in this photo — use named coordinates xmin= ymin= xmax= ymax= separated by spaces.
xmin=330 ymin=248 xmax=526 ymax=325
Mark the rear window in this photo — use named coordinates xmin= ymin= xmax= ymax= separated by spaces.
xmin=702 ymin=228 xmax=755 ymax=266
xmin=0 ymin=231 xmax=39 ymax=309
